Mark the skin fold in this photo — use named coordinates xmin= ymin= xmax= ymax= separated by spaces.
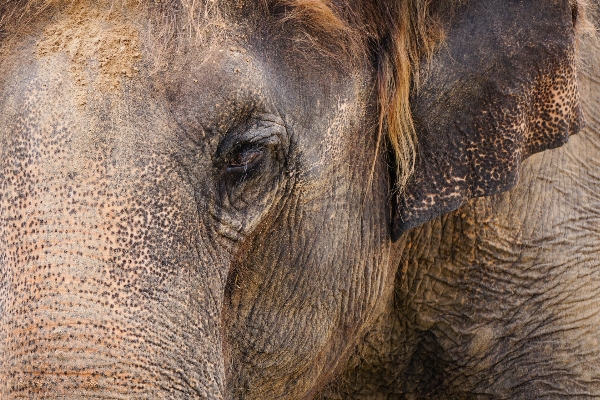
xmin=0 ymin=0 xmax=597 ymax=398
xmin=321 ymin=25 xmax=600 ymax=399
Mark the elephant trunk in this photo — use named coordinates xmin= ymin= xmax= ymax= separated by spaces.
xmin=0 ymin=200 xmax=228 ymax=398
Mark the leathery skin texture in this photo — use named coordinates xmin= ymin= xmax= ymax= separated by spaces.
xmin=320 ymin=29 xmax=600 ymax=399
xmin=0 ymin=0 xmax=595 ymax=398
xmin=0 ymin=3 xmax=392 ymax=398
xmin=0 ymin=55 xmax=229 ymax=396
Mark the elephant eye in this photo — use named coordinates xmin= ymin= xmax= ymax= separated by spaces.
xmin=226 ymin=146 xmax=265 ymax=173
xmin=214 ymin=114 xmax=287 ymax=192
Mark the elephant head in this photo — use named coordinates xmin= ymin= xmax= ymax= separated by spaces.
xmin=0 ymin=0 xmax=586 ymax=398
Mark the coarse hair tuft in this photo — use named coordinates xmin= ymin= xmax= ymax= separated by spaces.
xmin=1 ymin=0 xmax=593 ymax=190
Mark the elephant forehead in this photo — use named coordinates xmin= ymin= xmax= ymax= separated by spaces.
xmin=36 ymin=2 xmax=142 ymax=105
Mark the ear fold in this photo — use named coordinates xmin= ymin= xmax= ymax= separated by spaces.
xmin=390 ymin=0 xmax=584 ymax=237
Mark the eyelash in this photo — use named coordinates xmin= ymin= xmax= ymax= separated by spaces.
xmin=226 ymin=146 xmax=265 ymax=172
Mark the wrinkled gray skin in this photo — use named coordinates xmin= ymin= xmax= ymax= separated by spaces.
xmin=321 ymin=32 xmax=600 ymax=399
xmin=0 ymin=1 xmax=598 ymax=399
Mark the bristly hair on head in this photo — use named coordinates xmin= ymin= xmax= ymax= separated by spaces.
xmin=1 ymin=0 xmax=593 ymax=191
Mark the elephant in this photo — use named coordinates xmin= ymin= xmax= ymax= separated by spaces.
xmin=0 ymin=0 xmax=597 ymax=398
xmin=320 ymin=19 xmax=600 ymax=400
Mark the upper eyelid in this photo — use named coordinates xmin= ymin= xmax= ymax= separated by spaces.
xmin=252 ymin=115 xmax=289 ymax=151
xmin=245 ymin=122 xmax=286 ymax=144
xmin=254 ymin=113 xmax=285 ymax=127
xmin=215 ymin=114 xmax=287 ymax=160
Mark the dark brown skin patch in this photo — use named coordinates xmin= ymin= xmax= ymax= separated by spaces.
xmin=0 ymin=0 xmax=595 ymax=399
xmin=393 ymin=0 xmax=585 ymax=235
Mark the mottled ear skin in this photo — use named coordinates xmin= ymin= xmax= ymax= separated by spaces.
xmin=392 ymin=0 xmax=584 ymax=238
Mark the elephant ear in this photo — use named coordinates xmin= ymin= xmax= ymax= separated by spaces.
xmin=390 ymin=0 xmax=585 ymax=238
